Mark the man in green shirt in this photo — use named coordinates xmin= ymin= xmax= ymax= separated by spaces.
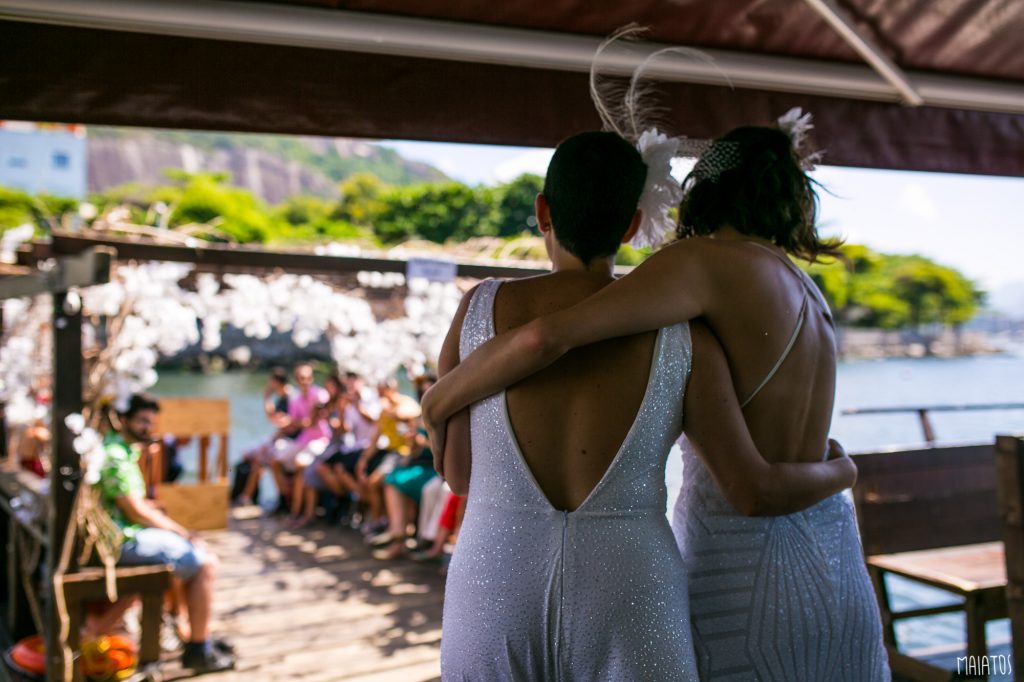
xmin=99 ymin=393 xmax=235 ymax=673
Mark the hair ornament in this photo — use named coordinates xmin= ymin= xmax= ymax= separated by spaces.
xmin=589 ymin=25 xmax=722 ymax=248
xmin=776 ymin=107 xmax=824 ymax=171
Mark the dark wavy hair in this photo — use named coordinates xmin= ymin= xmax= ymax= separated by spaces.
xmin=676 ymin=126 xmax=842 ymax=262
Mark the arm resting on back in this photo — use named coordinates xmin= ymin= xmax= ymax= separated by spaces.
xmin=423 ymin=242 xmax=708 ymax=453
xmin=684 ymin=321 xmax=856 ymax=517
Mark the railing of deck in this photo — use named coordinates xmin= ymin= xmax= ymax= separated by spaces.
xmin=842 ymin=403 xmax=1024 ymax=444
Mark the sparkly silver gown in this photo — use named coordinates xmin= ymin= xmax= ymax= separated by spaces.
xmin=441 ymin=280 xmax=699 ymax=682
xmin=672 ymin=244 xmax=891 ymax=681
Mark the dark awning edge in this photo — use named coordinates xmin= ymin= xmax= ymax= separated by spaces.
xmin=1 ymin=21 xmax=1022 ymax=177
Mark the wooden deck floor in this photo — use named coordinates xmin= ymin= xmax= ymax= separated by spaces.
xmin=161 ymin=507 xmax=444 ymax=681
xmin=145 ymin=508 xmax=1013 ymax=682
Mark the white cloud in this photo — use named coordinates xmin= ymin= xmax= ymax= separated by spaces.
xmin=898 ymin=182 xmax=938 ymax=222
xmin=490 ymin=149 xmax=554 ymax=184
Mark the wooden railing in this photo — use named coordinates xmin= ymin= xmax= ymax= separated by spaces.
xmin=843 ymin=403 xmax=1024 ymax=444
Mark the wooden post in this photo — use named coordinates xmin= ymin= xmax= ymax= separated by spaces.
xmin=995 ymin=435 xmax=1024 ymax=672
xmin=916 ymin=409 xmax=937 ymax=444
xmin=46 ymin=292 xmax=83 ymax=682
xmin=0 ymin=303 xmax=6 ymax=462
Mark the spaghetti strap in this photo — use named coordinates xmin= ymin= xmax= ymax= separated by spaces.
xmin=738 ymin=241 xmax=829 ymax=408
xmin=740 ymin=294 xmax=808 ymax=408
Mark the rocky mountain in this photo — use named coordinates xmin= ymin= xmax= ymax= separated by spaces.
xmin=86 ymin=127 xmax=448 ymax=204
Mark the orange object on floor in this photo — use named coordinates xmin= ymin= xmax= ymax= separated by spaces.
xmin=80 ymin=634 xmax=138 ymax=681
xmin=9 ymin=634 xmax=46 ymax=675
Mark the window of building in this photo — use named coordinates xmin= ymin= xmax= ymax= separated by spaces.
xmin=52 ymin=151 xmax=70 ymax=169
xmin=7 ymin=156 xmax=28 ymax=169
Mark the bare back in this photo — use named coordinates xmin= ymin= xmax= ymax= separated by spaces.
xmin=699 ymin=238 xmax=836 ymax=463
xmin=494 ymin=272 xmax=658 ymax=511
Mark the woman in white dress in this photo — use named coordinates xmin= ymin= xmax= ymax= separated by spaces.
xmin=426 ymin=122 xmax=890 ymax=680
xmin=436 ymin=132 xmax=858 ymax=681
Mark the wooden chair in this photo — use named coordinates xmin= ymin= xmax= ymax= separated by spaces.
xmin=852 ymin=443 xmax=1008 ymax=680
xmin=149 ymin=398 xmax=231 ymax=531
xmin=995 ymin=435 xmax=1024 ymax=671
xmin=62 ymin=565 xmax=172 ymax=682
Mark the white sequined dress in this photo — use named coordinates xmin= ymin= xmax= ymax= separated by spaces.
xmin=672 ymin=243 xmax=891 ymax=681
xmin=441 ymin=280 xmax=699 ymax=681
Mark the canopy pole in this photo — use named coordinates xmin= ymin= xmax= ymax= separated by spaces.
xmin=802 ymin=0 xmax=923 ymax=106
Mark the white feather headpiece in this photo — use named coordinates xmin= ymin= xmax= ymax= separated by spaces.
xmin=776 ymin=107 xmax=824 ymax=170
xmin=589 ymin=25 xmax=727 ymax=248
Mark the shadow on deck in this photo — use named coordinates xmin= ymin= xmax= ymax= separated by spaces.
xmin=161 ymin=507 xmax=444 ymax=681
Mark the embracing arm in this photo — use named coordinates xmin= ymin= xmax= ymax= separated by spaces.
xmin=684 ymin=321 xmax=856 ymax=517
xmin=423 ymin=242 xmax=709 ymax=452
xmin=433 ymin=285 xmax=478 ymax=495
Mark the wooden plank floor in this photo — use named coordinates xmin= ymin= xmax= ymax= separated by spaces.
xmin=144 ymin=508 xmax=1015 ymax=681
xmin=159 ymin=507 xmax=444 ymax=681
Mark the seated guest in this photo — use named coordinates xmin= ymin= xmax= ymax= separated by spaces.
xmin=236 ymin=367 xmax=299 ymax=506
xmin=356 ymin=380 xmax=419 ymax=535
xmin=98 ymin=393 xmax=235 ymax=673
xmin=372 ymin=421 xmax=438 ymax=559
xmin=314 ymin=382 xmax=379 ymax=520
xmin=267 ymin=363 xmax=329 ymax=512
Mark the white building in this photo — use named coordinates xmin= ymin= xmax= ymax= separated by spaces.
xmin=0 ymin=122 xmax=87 ymax=198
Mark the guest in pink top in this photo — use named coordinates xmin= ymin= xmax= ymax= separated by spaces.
xmin=269 ymin=363 xmax=331 ymax=513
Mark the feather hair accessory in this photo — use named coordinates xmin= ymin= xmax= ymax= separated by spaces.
xmin=589 ymin=25 xmax=726 ymax=248
xmin=776 ymin=107 xmax=824 ymax=170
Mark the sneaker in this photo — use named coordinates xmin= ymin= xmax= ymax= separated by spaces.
xmin=409 ymin=549 xmax=442 ymax=563
xmin=181 ymin=644 xmax=236 ymax=673
xmin=372 ymin=544 xmax=404 ymax=561
xmin=366 ymin=531 xmax=397 ymax=547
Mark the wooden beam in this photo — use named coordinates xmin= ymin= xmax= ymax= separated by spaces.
xmin=995 ymin=435 xmax=1024 ymax=671
xmin=42 ymin=232 xmax=554 ymax=280
xmin=45 ymin=292 xmax=83 ymax=681
xmin=0 ymin=247 xmax=113 ymax=301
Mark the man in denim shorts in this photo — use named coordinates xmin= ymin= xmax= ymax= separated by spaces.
xmin=99 ymin=393 xmax=235 ymax=673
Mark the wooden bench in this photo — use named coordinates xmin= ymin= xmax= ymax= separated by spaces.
xmin=852 ymin=443 xmax=1007 ymax=680
xmin=995 ymin=435 xmax=1024 ymax=670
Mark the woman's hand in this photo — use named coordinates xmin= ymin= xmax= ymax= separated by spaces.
xmin=826 ymin=438 xmax=858 ymax=489
xmin=422 ymin=386 xmax=448 ymax=476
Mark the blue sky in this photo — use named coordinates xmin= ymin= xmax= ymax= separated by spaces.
xmin=382 ymin=139 xmax=1024 ymax=313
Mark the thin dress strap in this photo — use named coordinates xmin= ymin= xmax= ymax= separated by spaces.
xmin=738 ymin=242 xmax=830 ymax=409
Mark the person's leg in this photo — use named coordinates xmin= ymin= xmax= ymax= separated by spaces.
xmin=84 ymin=596 xmax=137 ymax=637
xmin=184 ymin=552 xmax=217 ymax=641
xmin=317 ymin=461 xmax=343 ymax=496
xmin=302 ymin=486 xmax=318 ymax=522
xmin=239 ymin=458 xmax=262 ymax=504
xmin=384 ymin=484 xmax=406 ymax=537
xmin=290 ymin=465 xmax=307 ymax=518
xmin=119 ymin=528 xmax=233 ymax=671
xmin=372 ymin=484 xmax=407 ymax=559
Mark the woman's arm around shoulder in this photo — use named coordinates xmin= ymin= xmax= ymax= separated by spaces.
xmin=432 ymin=283 xmax=480 ymax=495
xmin=423 ymin=240 xmax=714 ymax=453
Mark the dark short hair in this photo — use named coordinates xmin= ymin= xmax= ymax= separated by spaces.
xmin=543 ymin=131 xmax=647 ymax=264
xmin=270 ymin=366 xmax=288 ymax=384
xmin=123 ymin=393 xmax=160 ymax=419
xmin=677 ymin=126 xmax=842 ymax=261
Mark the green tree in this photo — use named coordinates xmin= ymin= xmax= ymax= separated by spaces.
xmin=492 ymin=174 xmax=543 ymax=237
xmin=163 ymin=172 xmax=273 ymax=243
xmin=372 ymin=182 xmax=495 ymax=244
xmin=0 ymin=185 xmax=79 ymax=233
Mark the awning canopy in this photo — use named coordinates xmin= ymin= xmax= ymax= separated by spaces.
xmin=1 ymin=0 xmax=1022 ymax=175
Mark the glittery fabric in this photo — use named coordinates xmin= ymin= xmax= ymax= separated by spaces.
xmin=441 ymin=279 xmax=699 ymax=682
xmin=673 ymin=439 xmax=891 ymax=681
